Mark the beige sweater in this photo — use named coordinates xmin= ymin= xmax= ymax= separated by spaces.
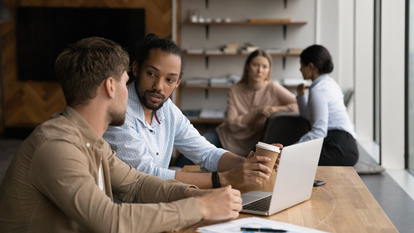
xmin=217 ymin=81 xmax=298 ymax=156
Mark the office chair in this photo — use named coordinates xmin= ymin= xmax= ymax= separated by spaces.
xmin=343 ymin=88 xmax=354 ymax=107
xmin=261 ymin=112 xmax=311 ymax=147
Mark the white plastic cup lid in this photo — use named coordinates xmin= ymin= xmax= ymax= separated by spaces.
xmin=256 ymin=141 xmax=280 ymax=153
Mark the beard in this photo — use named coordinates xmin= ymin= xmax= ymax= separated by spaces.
xmin=137 ymin=89 xmax=167 ymax=111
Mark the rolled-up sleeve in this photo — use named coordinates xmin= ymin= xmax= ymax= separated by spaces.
xmin=274 ymin=82 xmax=299 ymax=112
xmin=172 ymin=105 xmax=227 ymax=172
xmin=31 ymin=141 xmax=202 ymax=233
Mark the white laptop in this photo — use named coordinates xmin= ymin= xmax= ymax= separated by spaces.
xmin=241 ymin=138 xmax=323 ymax=216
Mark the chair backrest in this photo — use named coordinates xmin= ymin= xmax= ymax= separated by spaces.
xmin=342 ymin=88 xmax=354 ymax=107
xmin=261 ymin=112 xmax=311 ymax=147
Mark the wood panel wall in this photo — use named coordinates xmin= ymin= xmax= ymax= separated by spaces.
xmin=0 ymin=0 xmax=173 ymax=135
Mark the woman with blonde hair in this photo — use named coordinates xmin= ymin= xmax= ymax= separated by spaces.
xmin=213 ymin=50 xmax=298 ymax=156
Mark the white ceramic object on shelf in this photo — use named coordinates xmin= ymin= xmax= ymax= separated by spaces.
xmin=190 ymin=15 xmax=198 ymax=23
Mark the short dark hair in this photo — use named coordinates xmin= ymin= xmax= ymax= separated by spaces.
xmin=133 ymin=33 xmax=184 ymax=77
xmin=239 ymin=49 xmax=272 ymax=84
xmin=300 ymin=45 xmax=334 ymax=74
xmin=55 ymin=37 xmax=129 ymax=107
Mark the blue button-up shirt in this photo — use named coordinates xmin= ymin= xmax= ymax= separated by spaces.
xmin=297 ymin=74 xmax=356 ymax=143
xmin=103 ymin=82 xmax=227 ymax=179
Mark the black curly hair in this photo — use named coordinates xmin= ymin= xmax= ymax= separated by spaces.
xmin=133 ymin=34 xmax=184 ymax=77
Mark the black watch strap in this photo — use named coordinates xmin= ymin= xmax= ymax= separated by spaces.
xmin=212 ymin=171 xmax=221 ymax=189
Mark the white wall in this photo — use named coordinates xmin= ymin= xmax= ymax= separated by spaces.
xmin=317 ymin=0 xmax=355 ymax=123
xmin=180 ymin=0 xmax=316 ymax=110
xmin=179 ymin=0 xmax=353 ymax=112
xmin=317 ymin=0 xmax=339 ymax=82
xmin=354 ymin=0 xmax=374 ymax=142
xmin=380 ymin=0 xmax=405 ymax=169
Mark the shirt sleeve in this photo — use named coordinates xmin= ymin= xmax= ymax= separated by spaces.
xmin=172 ymin=104 xmax=227 ymax=172
xmin=296 ymin=94 xmax=308 ymax=118
xmin=30 ymin=140 xmax=202 ymax=233
xmin=273 ymin=82 xmax=299 ymax=112
xmin=298 ymin=90 xmax=329 ymax=142
xmin=104 ymin=111 xmax=176 ymax=179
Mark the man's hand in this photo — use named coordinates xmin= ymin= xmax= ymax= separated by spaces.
xmin=220 ymin=151 xmax=272 ymax=189
xmin=188 ymin=186 xmax=242 ymax=220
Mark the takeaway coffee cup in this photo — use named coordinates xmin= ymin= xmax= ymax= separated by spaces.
xmin=255 ymin=142 xmax=280 ymax=170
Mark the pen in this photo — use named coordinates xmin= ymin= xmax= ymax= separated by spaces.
xmin=240 ymin=227 xmax=287 ymax=232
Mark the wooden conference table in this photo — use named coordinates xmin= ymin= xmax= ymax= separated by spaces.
xmin=172 ymin=166 xmax=398 ymax=233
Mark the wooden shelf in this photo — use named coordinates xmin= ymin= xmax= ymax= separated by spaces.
xmin=182 ymin=85 xmax=230 ymax=90
xmin=185 ymin=19 xmax=307 ymax=39
xmin=189 ymin=118 xmax=224 ymax=124
xmin=183 ymin=52 xmax=300 ymax=70
xmin=184 ymin=52 xmax=300 ymax=58
xmin=185 ymin=19 xmax=307 ymax=26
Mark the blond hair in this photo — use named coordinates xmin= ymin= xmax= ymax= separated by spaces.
xmin=238 ymin=50 xmax=272 ymax=84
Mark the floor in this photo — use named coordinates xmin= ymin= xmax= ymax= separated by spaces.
xmin=357 ymin=144 xmax=414 ymax=233
xmin=1 ymin=139 xmax=414 ymax=232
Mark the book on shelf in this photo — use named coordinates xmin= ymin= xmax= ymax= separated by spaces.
xmin=248 ymin=18 xmax=291 ymax=23
xmin=287 ymin=48 xmax=303 ymax=55
xmin=221 ymin=43 xmax=239 ymax=54
xmin=185 ymin=77 xmax=209 ymax=86
xmin=210 ymin=74 xmax=240 ymax=86
xmin=241 ymin=42 xmax=259 ymax=54
xmin=225 ymin=44 xmax=238 ymax=49
xmin=266 ymin=48 xmax=283 ymax=54
xmin=228 ymin=74 xmax=241 ymax=83
xmin=181 ymin=109 xmax=200 ymax=119
xmin=185 ymin=74 xmax=240 ymax=87
xmin=199 ymin=109 xmax=225 ymax=119
xmin=186 ymin=48 xmax=204 ymax=54
xmin=223 ymin=48 xmax=238 ymax=54
xmin=282 ymin=78 xmax=312 ymax=87
xmin=241 ymin=47 xmax=260 ymax=54
xmin=205 ymin=48 xmax=223 ymax=55
xmin=210 ymin=77 xmax=232 ymax=87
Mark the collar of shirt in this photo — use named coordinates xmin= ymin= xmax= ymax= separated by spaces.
xmin=310 ymin=73 xmax=330 ymax=88
xmin=52 ymin=106 xmax=105 ymax=149
xmin=127 ymin=81 xmax=165 ymax=128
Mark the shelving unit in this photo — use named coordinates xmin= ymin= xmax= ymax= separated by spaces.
xmin=183 ymin=85 xmax=230 ymax=90
xmin=184 ymin=52 xmax=300 ymax=69
xmin=177 ymin=0 xmax=311 ymax=127
xmin=185 ymin=19 xmax=307 ymax=39
xmin=185 ymin=19 xmax=307 ymax=26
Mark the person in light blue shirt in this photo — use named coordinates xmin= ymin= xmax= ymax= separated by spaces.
xmin=296 ymin=45 xmax=358 ymax=166
xmin=104 ymin=34 xmax=276 ymax=189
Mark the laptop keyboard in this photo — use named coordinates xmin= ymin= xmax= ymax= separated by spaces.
xmin=242 ymin=195 xmax=272 ymax=212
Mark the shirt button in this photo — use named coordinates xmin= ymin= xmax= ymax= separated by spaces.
xmin=86 ymin=143 xmax=90 ymax=147
xmin=150 ymin=130 xmax=153 ymax=132
xmin=156 ymin=152 xmax=159 ymax=156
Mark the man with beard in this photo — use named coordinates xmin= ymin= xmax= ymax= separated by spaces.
xmin=104 ymin=34 xmax=276 ymax=189
xmin=0 ymin=37 xmax=243 ymax=233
